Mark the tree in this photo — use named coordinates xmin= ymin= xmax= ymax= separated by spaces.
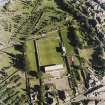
xmin=92 ymin=47 xmax=105 ymax=76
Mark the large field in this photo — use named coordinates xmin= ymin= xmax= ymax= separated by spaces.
xmin=37 ymin=37 xmax=63 ymax=66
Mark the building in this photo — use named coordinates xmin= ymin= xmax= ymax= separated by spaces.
xmin=45 ymin=64 xmax=64 ymax=78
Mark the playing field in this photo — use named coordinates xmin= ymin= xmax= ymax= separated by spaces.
xmin=37 ymin=38 xmax=63 ymax=66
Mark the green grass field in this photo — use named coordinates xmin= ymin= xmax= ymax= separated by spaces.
xmin=37 ymin=38 xmax=63 ymax=66
xmin=25 ymin=40 xmax=37 ymax=72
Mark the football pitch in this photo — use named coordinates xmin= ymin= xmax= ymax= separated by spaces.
xmin=37 ymin=38 xmax=63 ymax=66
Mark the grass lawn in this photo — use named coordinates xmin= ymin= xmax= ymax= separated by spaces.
xmin=25 ymin=40 xmax=37 ymax=72
xmin=75 ymin=30 xmax=84 ymax=42
xmin=0 ymin=52 xmax=11 ymax=68
xmin=37 ymin=38 xmax=63 ymax=66
xmin=60 ymin=29 xmax=74 ymax=57
xmin=42 ymin=0 xmax=56 ymax=8
xmin=46 ymin=30 xmax=58 ymax=37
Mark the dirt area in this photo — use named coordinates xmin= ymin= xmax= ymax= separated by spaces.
xmin=44 ymin=77 xmax=70 ymax=90
xmin=79 ymin=48 xmax=94 ymax=61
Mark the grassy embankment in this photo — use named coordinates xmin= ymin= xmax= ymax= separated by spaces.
xmin=24 ymin=40 xmax=37 ymax=72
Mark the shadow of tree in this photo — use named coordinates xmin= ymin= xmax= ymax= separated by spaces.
xmin=2 ymin=51 xmax=25 ymax=71
xmin=84 ymin=73 xmax=90 ymax=89
xmin=11 ymin=54 xmax=25 ymax=70
xmin=67 ymin=27 xmax=81 ymax=48
xmin=54 ymin=0 xmax=66 ymax=10
xmin=28 ymin=71 xmax=37 ymax=77
xmin=58 ymin=90 xmax=66 ymax=101
xmin=56 ymin=47 xmax=61 ymax=52
xmin=14 ymin=42 xmax=24 ymax=53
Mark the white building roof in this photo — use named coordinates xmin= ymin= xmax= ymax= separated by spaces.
xmin=62 ymin=46 xmax=66 ymax=53
xmin=45 ymin=64 xmax=63 ymax=72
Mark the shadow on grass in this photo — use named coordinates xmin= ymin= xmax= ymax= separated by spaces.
xmin=2 ymin=51 xmax=25 ymax=71
xmin=67 ymin=28 xmax=81 ymax=48
xmin=28 ymin=71 xmax=37 ymax=77
xmin=56 ymin=47 xmax=61 ymax=52
xmin=14 ymin=42 xmax=24 ymax=53
xmin=54 ymin=0 xmax=66 ymax=10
